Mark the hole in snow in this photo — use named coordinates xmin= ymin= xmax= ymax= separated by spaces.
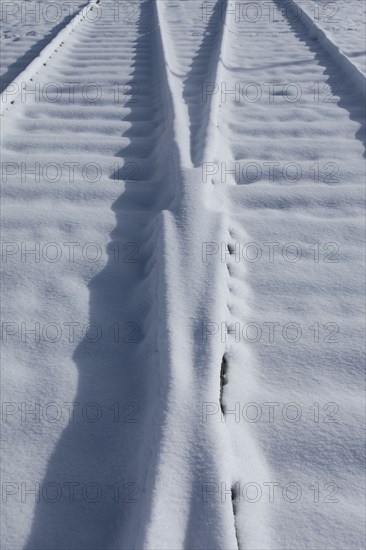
xmin=220 ymin=354 xmax=228 ymax=414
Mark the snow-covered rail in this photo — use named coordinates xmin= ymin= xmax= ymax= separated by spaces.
xmin=281 ymin=0 xmax=366 ymax=98
xmin=1 ymin=1 xmax=181 ymax=547
xmin=0 ymin=0 xmax=99 ymax=115
xmin=203 ymin=1 xmax=365 ymax=548
xmin=146 ymin=0 xmax=366 ymax=548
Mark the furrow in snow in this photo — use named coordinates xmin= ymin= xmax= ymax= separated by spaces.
xmin=155 ymin=0 xmax=229 ymax=167
xmin=139 ymin=2 xmax=240 ymax=548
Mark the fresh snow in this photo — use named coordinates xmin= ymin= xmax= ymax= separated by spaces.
xmin=1 ymin=1 xmax=365 ymax=549
xmin=301 ymin=0 xmax=366 ymax=75
xmin=0 ymin=0 xmax=87 ymax=91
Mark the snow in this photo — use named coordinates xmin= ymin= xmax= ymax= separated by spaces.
xmin=1 ymin=0 xmax=365 ymax=549
xmin=0 ymin=0 xmax=87 ymax=91
xmin=300 ymin=0 xmax=366 ymax=75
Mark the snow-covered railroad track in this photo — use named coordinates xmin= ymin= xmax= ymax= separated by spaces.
xmin=1 ymin=1 xmax=179 ymax=548
xmin=0 ymin=0 xmax=100 ymax=114
xmin=288 ymin=0 xmax=366 ymax=96
xmin=144 ymin=1 xmax=365 ymax=548
xmin=1 ymin=0 xmax=365 ymax=549
xmin=205 ymin=1 xmax=365 ymax=548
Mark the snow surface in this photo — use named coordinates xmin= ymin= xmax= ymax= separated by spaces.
xmin=0 ymin=0 xmax=87 ymax=91
xmin=302 ymin=0 xmax=366 ymax=75
xmin=1 ymin=0 xmax=365 ymax=549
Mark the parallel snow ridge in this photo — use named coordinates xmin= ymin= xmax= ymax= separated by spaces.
xmin=1 ymin=1 xmax=178 ymax=548
xmin=1 ymin=0 xmax=365 ymax=549
xmin=209 ymin=1 xmax=365 ymax=548
xmin=0 ymin=0 xmax=97 ymax=113
xmin=286 ymin=0 xmax=366 ymax=98
xmin=297 ymin=0 xmax=366 ymax=77
xmin=156 ymin=0 xmax=229 ymax=167
xmin=0 ymin=0 xmax=87 ymax=90
xmin=139 ymin=3 xmax=241 ymax=548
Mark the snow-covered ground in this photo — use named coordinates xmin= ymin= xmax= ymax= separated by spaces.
xmin=0 ymin=0 xmax=87 ymax=91
xmin=1 ymin=1 xmax=365 ymax=549
xmin=301 ymin=0 xmax=366 ymax=74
